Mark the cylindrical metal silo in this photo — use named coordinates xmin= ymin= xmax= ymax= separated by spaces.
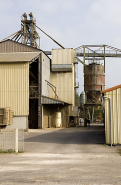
xmin=84 ymin=63 xmax=105 ymax=103
xmin=55 ymin=112 xmax=61 ymax=128
xmin=80 ymin=92 xmax=86 ymax=109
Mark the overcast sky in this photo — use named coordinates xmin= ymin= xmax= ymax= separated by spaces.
xmin=0 ymin=0 xmax=121 ymax=94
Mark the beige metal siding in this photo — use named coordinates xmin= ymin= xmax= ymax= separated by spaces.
xmin=0 ymin=62 xmax=29 ymax=116
xmin=0 ymin=40 xmax=40 ymax=53
xmin=105 ymin=88 xmax=121 ymax=144
xmin=41 ymin=52 xmax=51 ymax=97
xmin=0 ymin=52 xmax=41 ymax=62
xmin=50 ymin=72 xmax=73 ymax=104
xmin=52 ymin=49 xmax=74 ymax=64
xmin=51 ymin=48 xmax=75 ymax=105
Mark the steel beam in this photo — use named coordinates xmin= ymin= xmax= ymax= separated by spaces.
xmin=38 ymin=55 xmax=42 ymax=129
xmin=44 ymin=51 xmax=121 ymax=58
xmin=76 ymin=52 xmax=121 ymax=58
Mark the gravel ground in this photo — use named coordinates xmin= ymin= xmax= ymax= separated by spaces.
xmin=0 ymin=124 xmax=121 ymax=185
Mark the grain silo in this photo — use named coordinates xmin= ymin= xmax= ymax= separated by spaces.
xmin=84 ymin=62 xmax=105 ymax=104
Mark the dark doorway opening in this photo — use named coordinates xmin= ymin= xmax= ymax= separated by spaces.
xmin=29 ymin=59 xmax=38 ymax=129
xmin=29 ymin=99 xmax=38 ymax=129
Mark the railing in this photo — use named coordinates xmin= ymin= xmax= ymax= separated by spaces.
xmin=77 ymin=49 xmax=121 ymax=54
xmin=45 ymin=80 xmax=59 ymax=99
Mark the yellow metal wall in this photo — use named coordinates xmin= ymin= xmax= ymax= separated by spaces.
xmin=50 ymin=72 xmax=73 ymax=104
xmin=41 ymin=52 xmax=51 ymax=97
xmin=52 ymin=49 xmax=74 ymax=64
xmin=51 ymin=48 xmax=75 ymax=105
xmin=105 ymin=88 xmax=121 ymax=144
xmin=0 ymin=62 xmax=29 ymax=116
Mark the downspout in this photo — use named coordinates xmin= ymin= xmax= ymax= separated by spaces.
xmin=103 ymin=96 xmax=112 ymax=147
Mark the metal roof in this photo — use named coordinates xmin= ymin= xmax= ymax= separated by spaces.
xmin=0 ymin=52 xmax=41 ymax=62
xmin=0 ymin=40 xmax=50 ymax=60
xmin=102 ymin=84 xmax=121 ymax=93
xmin=41 ymin=96 xmax=68 ymax=105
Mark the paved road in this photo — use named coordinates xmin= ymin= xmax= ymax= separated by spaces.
xmin=0 ymin=124 xmax=121 ymax=185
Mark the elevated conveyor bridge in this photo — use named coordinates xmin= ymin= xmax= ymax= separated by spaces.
xmin=74 ymin=45 xmax=121 ymax=72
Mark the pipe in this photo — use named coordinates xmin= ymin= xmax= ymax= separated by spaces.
xmin=103 ymin=96 xmax=112 ymax=147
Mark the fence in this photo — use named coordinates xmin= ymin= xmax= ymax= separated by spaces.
xmin=0 ymin=129 xmax=24 ymax=152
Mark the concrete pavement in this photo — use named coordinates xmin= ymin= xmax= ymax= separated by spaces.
xmin=0 ymin=124 xmax=121 ymax=185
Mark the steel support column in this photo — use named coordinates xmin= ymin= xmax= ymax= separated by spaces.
xmin=83 ymin=46 xmax=85 ymax=73
xmin=104 ymin=45 xmax=105 ymax=73
xmin=38 ymin=55 xmax=42 ymax=129
xmin=84 ymin=107 xmax=87 ymax=127
xmin=23 ymin=13 xmax=27 ymax=45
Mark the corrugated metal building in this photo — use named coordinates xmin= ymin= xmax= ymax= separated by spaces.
xmin=0 ymin=40 xmax=76 ymax=129
xmin=0 ymin=40 xmax=49 ymax=129
xmin=102 ymin=85 xmax=121 ymax=144
xmin=51 ymin=49 xmax=75 ymax=104
xmin=42 ymin=48 xmax=75 ymax=128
